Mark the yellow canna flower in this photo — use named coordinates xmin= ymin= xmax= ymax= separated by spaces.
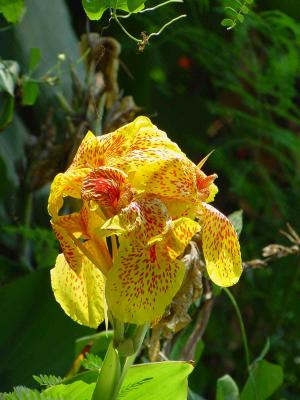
xmin=48 ymin=116 xmax=242 ymax=327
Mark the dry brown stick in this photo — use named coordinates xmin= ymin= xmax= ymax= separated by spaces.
xmin=179 ymin=280 xmax=214 ymax=361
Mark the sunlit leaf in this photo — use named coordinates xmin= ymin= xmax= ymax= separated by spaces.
xmin=0 ymin=0 xmax=25 ymax=23
xmin=241 ymin=360 xmax=283 ymax=400
xmin=0 ymin=60 xmax=19 ymax=96
xmin=81 ymin=0 xmax=145 ymax=21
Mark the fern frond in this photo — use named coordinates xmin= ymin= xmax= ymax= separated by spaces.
xmin=81 ymin=353 xmax=102 ymax=371
xmin=32 ymin=374 xmax=63 ymax=387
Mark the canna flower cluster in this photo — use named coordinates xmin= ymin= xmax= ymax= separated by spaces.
xmin=48 ymin=117 xmax=242 ymax=328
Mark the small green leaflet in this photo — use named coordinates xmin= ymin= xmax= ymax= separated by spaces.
xmin=228 ymin=209 xmax=243 ymax=237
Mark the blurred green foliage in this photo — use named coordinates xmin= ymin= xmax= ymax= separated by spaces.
xmin=0 ymin=0 xmax=300 ymax=398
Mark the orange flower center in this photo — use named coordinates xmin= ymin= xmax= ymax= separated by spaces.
xmin=81 ymin=167 xmax=133 ymax=212
xmin=196 ymin=170 xmax=217 ymax=201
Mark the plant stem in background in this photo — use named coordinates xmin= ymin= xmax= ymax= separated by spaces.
xmin=223 ymin=287 xmax=250 ymax=369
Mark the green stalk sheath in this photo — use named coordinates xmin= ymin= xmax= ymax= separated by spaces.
xmin=91 ymin=342 xmax=121 ymax=400
xmin=91 ymin=324 xmax=148 ymax=400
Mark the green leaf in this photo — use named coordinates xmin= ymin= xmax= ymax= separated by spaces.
xmin=119 ymin=361 xmax=193 ymax=399
xmin=33 ymin=374 xmax=63 ymax=387
xmin=241 ymin=360 xmax=284 ymax=400
xmin=221 ymin=18 xmax=235 ymax=28
xmin=241 ymin=5 xmax=249 ymax=14
xmin=22 ymin=79 xmax=39 ymax=105
xmin=216 ymin=374 xmax=239 ymax=400
xmin=0 ymin=0 xmax=25 ymax=23
xmin=75 ymin=331 xmax=113 ymax=359
xmin=237 ymin=13 xmax=244 ymax=23
xmin=0 ymin=60 xmax=19 ymax=96
xmin=127 ymin=0 xmax=146 ymax=12
xmin=0 ymin=270 xmax=93 ymax=392
xmin=228 ymin=209 xmax=243 ymax=237
xmin=81 ymin=353 xmax=102 ymax=371
xmin=188 ymin=389 xmax=206 ymax=400
xmin=81 ymin=0 xmax=145 ymax=21
xmin=45 ymin=361 xmax=193 ymax=400
xmin=0 ymin=93 xmax=14 ymax=131
xmin=29 ymin=48 xmax=41 ymax=73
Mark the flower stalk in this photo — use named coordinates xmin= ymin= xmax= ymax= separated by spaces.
xmin=92 ymin=321 xmax=148 ymax=400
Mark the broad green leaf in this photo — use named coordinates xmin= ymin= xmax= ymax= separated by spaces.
xmin=0 ymin=60 xmax=19 ymax=96
xmin=0 ymin=0 xmax=25 ymax=23
xmin=127 ymin=0 xmax=146 ymax=12
xmin=0 ymin=93 xmax=14 ymax=131
xmin=119 ymin=361 xmax=193 ymax=399
xmin=22 ymin=79 xmax=39 ymax=105
xmin=0 ymin=270 xmax=93 ymax=392
xmin=228 ymin=210 xmax=243 ymax=237
xmin=216 ymin=374 xmax=239 ymax=400
xmin=45 ymin=361 xmax=193 ymax=400
xmin=44 ymin=371 xmax=97 ymax=400
xmin=241 ymin=360 xmax=284 ymax=400
xmin=82 ymin=0 xmax=145 ymax=21
xmin=29 ymin=48 xmax=41 ymax=73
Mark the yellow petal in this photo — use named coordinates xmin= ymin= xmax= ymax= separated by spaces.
xmin=71 ymin=131 xmax=104 ymax=168
xmin=130 ymin=157 xmax=198 ymax=203
xmin=164 ymin=217 xmax=201 ymax=259
xmin=206 ymin=183 xmax=218 ymax=203
xmin=201 ymin=203 xmax=242 ymax=287
xmin=51 ymin=250 xmax=106 ymax=328
xmin=51 ymin=220 xmax=82 ymax=272
xmin=106 ymin=238 xmax=185 ymax=324
xmin=100 ymin=197 xmax=170 ymax=244
xmin=48 ymin=167 xmax=91 ymax=217
xmin=108 ymin=116 xmax=185 ymax=171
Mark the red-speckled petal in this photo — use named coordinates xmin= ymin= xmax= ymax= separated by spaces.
xmin=106 ymin=238 xmax=185 ymax=324
xmin=51 ymin=221 xmax=81 ymax=272
xmin=130 ymin=157 xmax=199 ymax=202
xmin=48 ymin=167 xmax=91 ymax=217
xmin=51 ymin=247 xmax=106 ymax=328
xmin=100 ymin=197 xmax=170 ymax=243
xmin=201 ymin=203 xmax=242 ymax=287
xmin=164 ymin=218 xmax=201 ymax=259
xmin=71 ymin=131 xmax=105 ymax=169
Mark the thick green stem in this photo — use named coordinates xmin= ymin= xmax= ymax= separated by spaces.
xmin=91 ymin=323 xmax=148 ymax=400
xmin=91 ymin=341 xmax=121 ymax=400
